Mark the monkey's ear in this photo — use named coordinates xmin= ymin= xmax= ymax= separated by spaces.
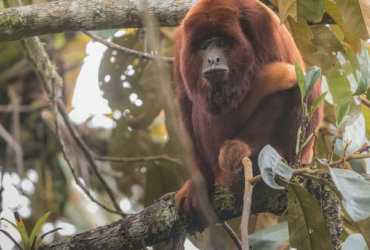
xmin=238 ymin=3 xmax=279 ymax=64
xmin=238 ymin=1 xmax=297 ymax=65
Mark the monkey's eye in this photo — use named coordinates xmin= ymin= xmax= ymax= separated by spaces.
xmin=198 ymin=44 xmax=207 ymax=51
xmin=219 ymin=41 xmax=228 ymax=48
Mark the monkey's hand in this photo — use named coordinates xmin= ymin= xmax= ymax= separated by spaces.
xmin=217 ymin=140 xmax=252 ymax=193
xmin=174 ymin=180 xmax=197 ymax=213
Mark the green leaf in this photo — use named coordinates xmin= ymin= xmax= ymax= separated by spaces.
xmin=336 ymin=0 xmax=369 ymax=40
xmin=29 ymin=211 xmax=51 ymax=248
xmin=287 ymin=184 xmax=333 ymax=250
xmin=14 ymin=212 xmax=30 ymax=250
xmin=337 ymin=101 xmax=351 ymax=128
xmin=294 ymin=61 xmax=306 ymax=100
xmin=330 ymin=168 xmax=370 ymax=222
xmin=325 ymin=0 xmax=362 ymax=53
xmin=278 ymin=0 xmax=325 ymax=23
xmin=297 ymin=0 xmax=325 ymax=23
xmin=258 ymin=145 xmax=293 ymax=190
xmin=343 ymin=234 xmax=369 ymax=250
xmin=309 ymin=91 xmax=327 ymax=118
xmin=250 ymin=222 xmax=289 ymax=249
xmin=305 ymin=66 xmax=321 ymax=96
xmin=1 ymin=218 xmax=19 ymax=231
xmin=353 ymin=42 xmax=370 ymax=96
xmin=287 ymin=17 xmax=318 ymax=67
xmin=358 ymin=217 xmax=370 ymax=248
xmin=311 ymin=176 xmax=370 ymax=248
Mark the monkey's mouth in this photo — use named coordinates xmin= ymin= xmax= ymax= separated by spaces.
xmin=203 ymin=67 xmax=229 ymax=83
xmin=203 ymin=67 xmax=229 ymax=75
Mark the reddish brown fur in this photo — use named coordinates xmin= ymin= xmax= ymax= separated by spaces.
xmin=174 ymin=0 xmax=323 ymax=211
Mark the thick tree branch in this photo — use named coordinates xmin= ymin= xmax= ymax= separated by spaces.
xmin=39 ymin=185 xmax=286 ymax=250
xmin=0 ymin=0 xmax=196 ymax=42
xmin=0 ymin=0 xmax=332 ymax=42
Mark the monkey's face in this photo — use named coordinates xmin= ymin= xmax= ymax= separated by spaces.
xmin=180 ymin=13 xmax=256 ymax=114
xmin=199 ymin=37 xmax=230 ymax=85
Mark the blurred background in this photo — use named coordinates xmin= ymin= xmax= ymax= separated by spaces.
xmin=1 ymin=0 xmax=370 ymax=249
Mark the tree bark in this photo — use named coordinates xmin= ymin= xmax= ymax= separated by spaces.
xmin=0 ymin=0 xmax=278 ymax=42
xmin=39 ymin=184 xmax=286 ymax=250
xmin=0 ymin=0 xmax=194 ymax=42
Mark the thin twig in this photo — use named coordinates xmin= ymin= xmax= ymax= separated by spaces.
xmin=360 ymin=96 xmax=370 ymax=108
xmin=328 ymin=132 xmax=339 ymax=162
xmin=94 ymin=155 xmax=181 ymax=165
xmin=248 ymin=167 xmax=328 ymax=186
xmin=0 ymin=59 xmax=31 ymax=84
xmin=220 ymin=222 xmax=242 ymax=250
xmin=319 ymin=127 xmax=342 ymax=139
xmin=329 ymin=143 xmax=370 ymax=168
xmin=19 ymin=34 xmax=124 ymax=216
xmin=53 ymin=86 xmax=125 ymax=216
xmin=0 ymin=104 xmax=49 ymax=113
xmin=0 ymin=229 xmax=24 ymax=250
xmin=8 ymin=86 xmax=24 ymax=175
xmin=241 ymin=157 xmax=253 ymax=250
xmin=84 ymin=31 xmax=174 ymax=63
xmin=57 ymin=100 xmax=125 ymax=216
xmin=248 ymin=148 xmax=370 ymax=186
xmin=0 ymin=123 xmax=23 ymax=160
xmin=0 ymin=166 xmax=4 ymax=215
xmin=310 ymin=128 xmax=319 ymax=167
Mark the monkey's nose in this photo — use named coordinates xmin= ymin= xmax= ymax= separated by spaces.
xmin=208 ymin=56 xmax=221 ymax=66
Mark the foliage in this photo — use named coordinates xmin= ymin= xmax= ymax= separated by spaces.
xmin=0 ymin=0 xmax=370 ymax=249
xmin=257 ymin=63 xmax=370 ymax=249
xmin=1 ymin=212 xmax=61 ymax=250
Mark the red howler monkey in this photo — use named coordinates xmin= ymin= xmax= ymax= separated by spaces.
xmin=174 ymin=0 xmax=323 ymax=212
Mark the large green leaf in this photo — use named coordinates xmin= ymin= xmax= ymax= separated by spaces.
xmin=278 ymin=0 xmax=325 ymax=23
xmin=294 ymin=61 xmax=307 ymax=100
xmin=250 ymin=222 xmax=289 ymax=250
xmin=258 ymin=145 xmax=293 ymax=190
xmin=287 ymin=184 xmax=333 ymax=250
xmin=325 ymin=0 xmax=362 ymax=53
xmin=14 ymin=212 xmax=29 ymax=250
xmin=358 ymin=0 xmax=370 ymax=38
xmin=297 ymin=0 xmax=325 ymax=23
xmin=330 ymin=168 xmax=370 ymax=222
xmin=287 ymin=17 xmax=318 ymax=67
xmin=337 ymin=101 xmax=352 ymax=129
xmin=336 ymin=0 xmax=369 ymax=40
xmin=29 ymin=211 xmax=51 ymax=248
xmin=323 ymin=70 xmax=361 ymax=127
xmin=309 ymin=91 xmax=327 ymax=118
xmin=310 ymin=25 xmax=345 ymax=69
xmin=358 ymin=217 xmax=370 ymax=248
xmin=305 ymin=65 xmax=321 ymax=97
xmin=278 ymin=0 xmax=297 ymax=23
